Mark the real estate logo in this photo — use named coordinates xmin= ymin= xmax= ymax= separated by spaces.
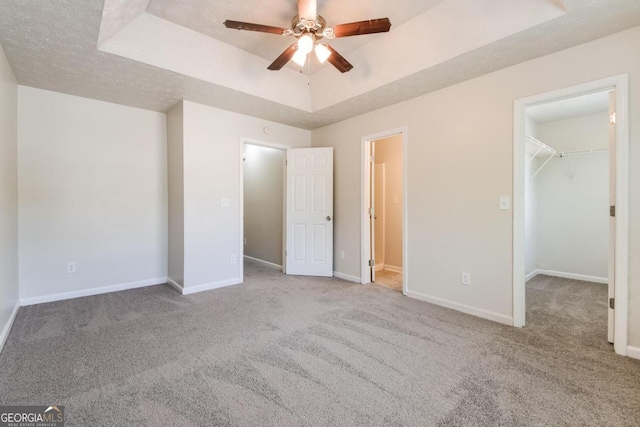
xmin=0 ymin=405 xmax=64 ymax=427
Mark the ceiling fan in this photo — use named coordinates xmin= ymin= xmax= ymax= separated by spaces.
xmin=223 ymin=0 xmax=391 ymax=73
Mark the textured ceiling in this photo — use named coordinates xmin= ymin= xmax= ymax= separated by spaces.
xmin=527 ymin=90 xmax=610 ymax=123
xmin=146 ymin=0 xmax=445 ymax=74
xmin=0 ymin=0 xmax=639 ymax=130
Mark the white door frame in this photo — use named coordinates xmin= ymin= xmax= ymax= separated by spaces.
xmin=361 ymin=127 xmax=409 ymax=294
xmin=513 ymin=74 xmax=629 ymax=356
xmin=239 ymin=138 xmax=290 ymax=280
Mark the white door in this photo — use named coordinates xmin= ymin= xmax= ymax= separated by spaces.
xmin=607 ymin=90 xmax=616 ymax=343
xmin=285 ymin=148 xmax=334 ymax=276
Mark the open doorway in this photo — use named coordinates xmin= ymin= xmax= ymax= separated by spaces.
xmin=524 ymin=90 xmax=612 ymax=346
xmin=361 ymin=128 xmax=408 ymax=294
xmin=241 ymin=140 xmax=287 ymax=277
xmin=514 ymin=75 xmax=629 ymax=356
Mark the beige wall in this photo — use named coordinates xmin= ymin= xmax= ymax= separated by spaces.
xmin=311 ymin=26 xmax=640 ymax=344
xmin=375 ymin=136 xmax=403 ymax=270
xmin=169 ymin=101 xmax=311 ymax=291
xmin=243 ymin=144 xmax=284 ymax=266
xmin=0 ymin=43 xmax=18 ymax=350
xmin=18 ymin=87 xmax=168 ymax=301
xmin=167 ymin=102 xmax=184 ymax=287
xmin=537 ymin=112 xmax=610 ymax=152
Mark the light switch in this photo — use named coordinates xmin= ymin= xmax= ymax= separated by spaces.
xmin=221 ymin=198 xmax=231 ymax=208
xmin=499 ymin=196 xmax=510 ymax=210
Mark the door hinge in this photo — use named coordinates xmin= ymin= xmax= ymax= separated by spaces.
xmin=285 ymin=251 xmax=287 ymax=256
xmin=369 ymin=260 xmax=375 ymax=267
xmin=370 ymin=155 xmax=375 ymax=163
xmin=369 ymin=207 xmax=375 ymax=216
xmin=610 ymin=205 xmax=615 ymax=217
xmin=609 ymin=297 xmax=615 ymax=309
xmin=285 ymin=160 xmax=288 ymax=166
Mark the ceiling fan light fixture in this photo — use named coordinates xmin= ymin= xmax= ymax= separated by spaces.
xmin=297 ymin=34 xmax=314 ymax=54
xmin=314 ymin=43 xmax=331 ymax=63
xmin=292 ymin=49 xmax=307 ymax=66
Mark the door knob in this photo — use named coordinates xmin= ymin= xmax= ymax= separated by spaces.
xmin=326 ymin=216 xmax=332 ymax=221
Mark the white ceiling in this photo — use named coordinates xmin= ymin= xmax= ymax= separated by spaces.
xmin=146 ymin=0 xmax=445 ymax=73
xmin=526 ymin=90 xmax=610 ymax=123
xmin=0 ymin=0 xmax=639 ymax=129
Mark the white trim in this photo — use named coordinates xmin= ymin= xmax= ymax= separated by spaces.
xmin=0 ymin=302 xmax=20 ymax=354
xmin=384 ymin=265 xmax=403 ymax=274
xmin=361 ymin=127 xmax=408 ymax=296
xmin=20 ymin=277 xmax=168 ymax=306
xmin=513 ymin=74 xmax=629 ymax=356
xmin=406 ymin=290 xmax=513 ymax=326
xmin=627 ymin=346 xmax=640 ymax=360
xmin=525 ymin=269 xmax=540 ymax=282
xmin=374 ymin=264 xmax=385 ymax=272
xmin=181 ymin=278 xmax=241 ymax=295
xmin=167 ymin=277 xmax=183 ymax=293
xmin=243 ymin=255 xmax=283 ymax=271
xmin=333 ymin=271 xmax=361 ymax=283
xmin=535 ymin=270 xmax=608 ymax=285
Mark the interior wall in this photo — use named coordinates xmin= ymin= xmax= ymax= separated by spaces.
xmin=18 ymin=87 xmax=168 ymax=302
xmin=311 ymin=26 xmax=640 ymax=340
xmin=536 ymin=112 xmax=610 ymax=152
xmin=533 ymin=112 xmax=609 ymax=279
xmin=167 ymin=102 xmax=185 ymax=287
xmin=0 ymin=43 xmax=19 ymax=350
xmin=374 ymin=135 xmax=403 ymax=271
xmin=535 ymin=152 xmax=609 ymax=279
xmin=243 ymin=144 xmax=284 ymax=267
xmin=177 ymin=101 xmax=311 ymax=291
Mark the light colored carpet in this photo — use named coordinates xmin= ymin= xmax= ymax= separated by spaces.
xmin=0 ymin=266 xmax=638 ymax=426
xmin=374 ymin=269 xmax=403 ymax=292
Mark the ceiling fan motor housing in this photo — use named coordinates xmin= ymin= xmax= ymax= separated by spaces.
xmin=291 ymin=15 xmax=329 ymax=40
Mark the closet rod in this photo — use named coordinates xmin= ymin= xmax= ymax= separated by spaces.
xmin=559 ymin=148 xmax=608 ymax=157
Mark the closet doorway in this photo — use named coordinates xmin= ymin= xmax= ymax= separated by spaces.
xmin=241 ymin=140 xmax=288 ymax=276
xmin=361 ymin=128 xmax=408 ymax=294
xmin=513 ymin=75 xmax=629 ymax=356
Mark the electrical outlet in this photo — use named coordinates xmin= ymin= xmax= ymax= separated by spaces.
xmin=221 ymin=198 xmax=231 ymax=208
xmin=230 ymin=254 xmax=237 ymax=264
xmin=340 ymin=250 xmax=345 ymax=260
xmin=461 ymin=272 xmax=471 ymax=286
xmin=67 ymin=262 xmax=76 ymax=274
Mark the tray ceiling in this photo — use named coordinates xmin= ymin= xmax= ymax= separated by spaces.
xmin=0 ymin=0 xmax=639 ymax=129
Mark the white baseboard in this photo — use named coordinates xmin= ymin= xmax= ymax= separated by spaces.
xmin=405 ymin=290 xmax=513 ymax=326
xmin=0 ymin=302 xmax=20 ymax=354
xmin=181 ymin=278 xmax=241 ymax=295
xmin=627 ymin=346 xmax=640 ymax=360
xmin=167 ymin=277 xmax=183 ymax=293
xmin=333 ymin=271 xmax=361 ymax=283
xmin=536 ymin=269 xmax=608 ymax=284
xmin=525 ymin=269 xmax=540 ymax=281
xmin=20 ymin=277 xmax=168 ymax=306
xmin=384 ymin=265 xmax=403 ymax=274
xmin=244 ymin=255 xmax=283 ymax=271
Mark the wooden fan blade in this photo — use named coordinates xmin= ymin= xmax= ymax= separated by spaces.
xmin=268 ymin=44 xmax=298 ymax=70
xmin=333 ymin=18 xmax=391 ymax=38
xmin=325 ymin=44 xmax=353 ymax=73
xmin=223 ymin=20 xmax=287 ymax=35
xmin=297 ymin=0 xmax=317 ymax=21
